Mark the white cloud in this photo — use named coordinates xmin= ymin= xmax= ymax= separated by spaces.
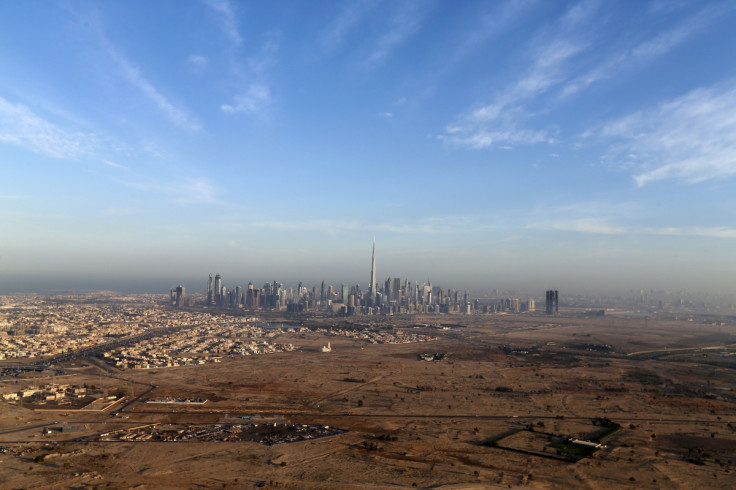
xmin=252 ymin=217 xmax=493 ymax=235
xmin=559 ymin=54 xmax=624 ymax=98
xmin=247 ymin=36 xmax=280 ymax=75
xmin=633 ymin=4 xmax=726 ymax=58
xmin=0 ymin=96 xmax=97 ymax=160
xmin=320 ymin=0 xmax=376 ymax=52
xmin=530 ymin=218 xmax=629 ymax=235
xmin=450 ymin=0 xmax=538 ymax=63
xmin=102 ymin=41 xmax=201 ymax=131
xmin=172 ymin=178 xmax=218 ymax=204
xmin=441 ymin=2 xmax=590 ymax=150
xmin=686 ymin=227 xmax=736 ymax=239
xmin=124 ymin=178 xmax=220 ymax=205
xmin=221 ymin=84 xmax=271 ymax=114
xmin=595 ymin=81 xmax=736 ymax=186
xmin=378 ymin=112 xmax=393 ymax=119
xmin=559 ymin=0 xmax=601 ymax=27
xmin=561 ymin=4 xmax=729 ymax=97
xmin=439 ymin=128 xmax=550 ymax=149
xmin=510 ymin=40 xmax=583 ymax=101
xmin=202 ymin=0 xmax=242 ymax=46
xmin=102 ymin=207 xmax=135 ymax=216
xmin=187 ymin=54 xmax=209 ymax=72
xmin=470 ymin=39 xmax=582 ymax=122
xmin=364 ymin=1 xmax=431 ymax=66
xmin=221 ymin=37 xmax=279 ymax=116
xmin=530 ymin=219 xmax=736 ymax=238
xmin=102 ymin=159 xmax=127 ymax=169
xmin=320 ymin=0 xmax=432 ymax=65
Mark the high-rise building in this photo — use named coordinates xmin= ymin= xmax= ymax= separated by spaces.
xmin=393 ymin=278 xmax=401 ymax=303
xmin=510 ymin=297 xmax=520 ymax=313
xmin=369 ymin=240 xmax=377 ymax=307
xmin=214 ymin=274 xmax=222 ymax=306
xmin=207 ymin=274 xmax=213 ymax=306
xmin=246 ymin=282 xmax=256 ymax=309
xmin=545 ymin=290 xmax=559 ymax=314
xmin=173 ymin=286 xmax=185 ymax=307
xmin=235 ymin=285 xmax=242 ymax=308
xmin=341 ymin=283 xmax=349 ymax=304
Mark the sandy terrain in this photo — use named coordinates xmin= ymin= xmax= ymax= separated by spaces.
xmin=1 ymin=314 xmax=735 ymax=488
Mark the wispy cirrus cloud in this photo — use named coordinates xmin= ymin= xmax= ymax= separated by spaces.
xmin=172 ymin=179 xmax=218 ymax=204
xmin=562 ymin=3 xmax=732 ymax=97
xmin=221 ymin=36 xmax=279 ymax=116
xmin=449 ymin=0 xmax=538 ymax=64
xmin=0 ymin=96 xmax=97 ymax=160
xmin=201 ymin=0 xmax=274 ymax=117
xmin=440 ymin=1 xmax=596 ymax=149
xmin=102 ymin=40 xmax=201 ymax=131
xmin=187 ymin=54 xmax=209 ymax=73
xmin=529 ymin=218 xmax=629 ymax=235
xmin=122 ymin=177 xmax=220 ymax=205
xmin=363 ymin=1 xmax=433 ymax=67
xmin=320 ymin=0 xmax=432 ymax=67
xmin=102 ymin=207 xmax=136 ymax=216
xmin=202 ymin=0 xmax=242 ymax=46
xmin=529 ymin=218 xmax=736 ymax=238
xmin=320 ymin=0 xmax=376 ymax=53
xmin=252 ymin=217 xmax=493 ymax=235
xmin=592 ymin=80 xmax=736 ymax=186
xmin=441 ymin=124 xmax=550 ymax=149
xmin=102 ymin=159 xmax=127 ymax=170
xmin=79 ymin=9 xmax=199 ymax=130
xmin=439 ymin=39 xmax=581 ymax=149
xmin=221 ymin=84 xmax=271 ymax=114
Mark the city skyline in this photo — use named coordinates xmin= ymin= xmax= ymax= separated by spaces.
xmin=2 ymin=1 xmax=736 ymax=295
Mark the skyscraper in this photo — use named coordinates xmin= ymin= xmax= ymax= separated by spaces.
xmin=545 ymin=290 xmax=559 ymax=314
xmin=393 ymin=277 xmax=401 ymax=303
xmin=214 ymin=274 xmax=222 ymax=306
xmin=207 ymin=274 xmax=213 ymax=306
xmin=175 ymin=285 xmax=185 ymax=307
xmin=369 ymin=240 xmax=377 ymax=307
xmin=246 ymin=282 xmax=256 ymax=309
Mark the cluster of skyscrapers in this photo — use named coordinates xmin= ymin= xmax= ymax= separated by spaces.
xmin=199 ymin=274 xmax=474 ymax=316
xmin=170 ymin=243 xmax=559 ymax=316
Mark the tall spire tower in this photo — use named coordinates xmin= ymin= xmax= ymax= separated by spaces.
xmin=369 ymin=239 xmax=377 ymax=307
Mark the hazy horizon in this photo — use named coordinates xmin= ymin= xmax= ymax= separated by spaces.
xmin=2 ymin=1 xmax=736 ymax=297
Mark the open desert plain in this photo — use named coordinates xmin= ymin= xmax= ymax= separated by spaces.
xmin=2 ymin=309 xmax=736 ymax=489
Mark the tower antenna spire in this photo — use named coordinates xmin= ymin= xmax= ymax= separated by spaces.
xmin=369 ymin=239 xmax=377 ymax=307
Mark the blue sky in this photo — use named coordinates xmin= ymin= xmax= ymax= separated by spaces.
xmin=1 ymin=0 xmax=736 ymax=295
